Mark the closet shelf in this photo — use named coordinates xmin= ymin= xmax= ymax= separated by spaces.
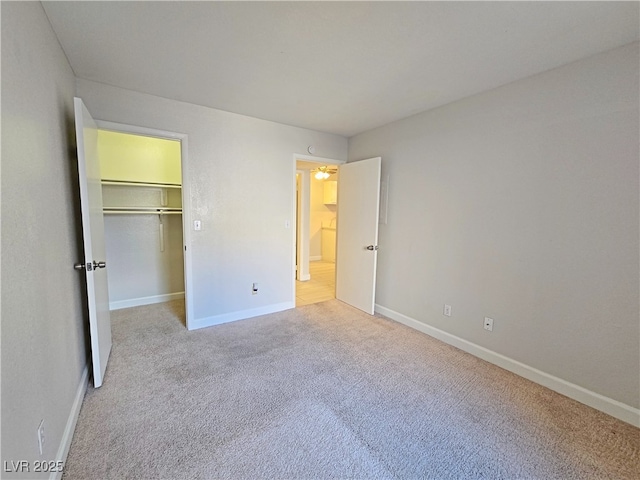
xmin=102 ymin=180 xmax=182 ymax=215
xmin=101 ymin=180 xmax=182 ymax=189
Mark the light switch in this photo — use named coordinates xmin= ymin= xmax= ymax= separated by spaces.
xmin=194 ymin=220 xmax=201 ymax=231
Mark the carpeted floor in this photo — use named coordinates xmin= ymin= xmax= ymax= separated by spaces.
xmin=63 ymin=299 xmax=639 ymax=479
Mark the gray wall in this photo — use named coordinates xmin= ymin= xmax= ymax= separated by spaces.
xmin=349 ymin=42 xmax=640 ymax=409
xmin=1 ymin=2 xmax=87 ymax=477
xmin=75 ymin=79 xmax=348 ymax=325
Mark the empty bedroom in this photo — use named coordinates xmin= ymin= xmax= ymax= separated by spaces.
xmin=1 ymin=2 xmax=638 ymax=479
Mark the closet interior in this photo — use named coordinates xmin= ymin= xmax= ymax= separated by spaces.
xmin=98 ymin=130 xmax=185 ymax=311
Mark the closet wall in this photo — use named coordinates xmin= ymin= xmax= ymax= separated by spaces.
xmin=98 ymin=130 xmax=185 ymax=310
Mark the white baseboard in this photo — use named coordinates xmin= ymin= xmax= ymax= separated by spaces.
xmin=109 ymin=292 xmax=185 ymax=310
xmin=189 ymin=301 xmax=294 ymax=331
xmin=51 ymin=365 xmax=88 ymax=480
xmin=309 ymin=256 xmax=322 ymax=262
xmin=298 ymin=274 xmax=311 ymax=281
xmin=375 ymin=304 xmax=640 ymax=428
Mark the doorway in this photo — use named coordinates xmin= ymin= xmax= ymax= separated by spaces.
xmin=96 ymin=120 xmax=193 ymax=327
xmin=294 ymin=155 xmax=343 ymax=306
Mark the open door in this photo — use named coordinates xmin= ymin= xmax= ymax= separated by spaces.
xmin=335 ymin=157 xmax=381 ymax=314
xmin=74 ymin=97 xmax=112 ymax=387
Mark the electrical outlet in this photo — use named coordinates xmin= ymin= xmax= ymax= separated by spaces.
xmin=252 ymin=282 xmax=259 ymax=295
xmin=484 ymin=317 xmax=494 ymax=332
xmin=443 ymin=304 xmax=452 ymax=317
xmin=37 ymin=420 xmax=45 ymax=455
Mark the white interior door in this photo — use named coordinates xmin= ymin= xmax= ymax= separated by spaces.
xmin=74 ymin=97 xmax=112 ymax=388
xmin=336 ymin=157 xmax=381 ymax=314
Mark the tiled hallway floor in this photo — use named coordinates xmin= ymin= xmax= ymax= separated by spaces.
xmin=296 ymin=261 xmax=335 ymax=306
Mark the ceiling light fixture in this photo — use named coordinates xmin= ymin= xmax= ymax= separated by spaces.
xmin=313 ymin=166 xmax=336 ymax=180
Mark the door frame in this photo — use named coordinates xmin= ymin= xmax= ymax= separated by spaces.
xmin=96 ymin=120 xmax=194 ymax=329
xmin=291 ymin=154 xmax=344 ymax=303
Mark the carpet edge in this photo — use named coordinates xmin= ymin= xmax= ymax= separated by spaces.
xmin=189 ymin=301 xmax=295 ymax=330
xmin=375 ymin=303 xmax=640 ymax=427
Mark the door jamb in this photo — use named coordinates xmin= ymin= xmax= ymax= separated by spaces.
xmin=295 ymin=170 xmax=308 ymax=282
xmin=96 ymin=120 xmax=194 ymax=329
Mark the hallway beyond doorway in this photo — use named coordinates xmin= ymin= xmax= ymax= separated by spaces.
xmin=296 ymin=261 xmax=335 ymax=306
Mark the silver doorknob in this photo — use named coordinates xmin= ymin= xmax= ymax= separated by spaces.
xmin=74 ymin=262 xmax=86 ymax=270
xmin=93 ymin=260 xmax=106 ymax=269
xmin=366 ymin=245 xmax=379 ymax=251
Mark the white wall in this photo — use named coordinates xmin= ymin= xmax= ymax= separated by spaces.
xmin=349 ymin=42 xmax=640 ymax=412
xmin=1 ymin=2 xmax=87 ymax=476
xmin=76 ymin=79 xmax=348 ymax=327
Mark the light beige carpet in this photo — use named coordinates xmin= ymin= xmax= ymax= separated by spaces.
xmin=63 ymin=299 xmax=639 ymax=479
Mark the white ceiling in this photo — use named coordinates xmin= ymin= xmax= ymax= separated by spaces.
xmin=42 ymin=1 xmax=639 ymax=138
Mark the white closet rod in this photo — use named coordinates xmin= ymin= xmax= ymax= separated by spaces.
xmin=103 ymin=210 xmax=182 ymax=215
xmin=103 ymin=206 xmax=180 ymax=211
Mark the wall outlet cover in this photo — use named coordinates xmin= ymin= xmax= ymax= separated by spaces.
xmin=484 ymin=317 xmax=494 ymax=331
